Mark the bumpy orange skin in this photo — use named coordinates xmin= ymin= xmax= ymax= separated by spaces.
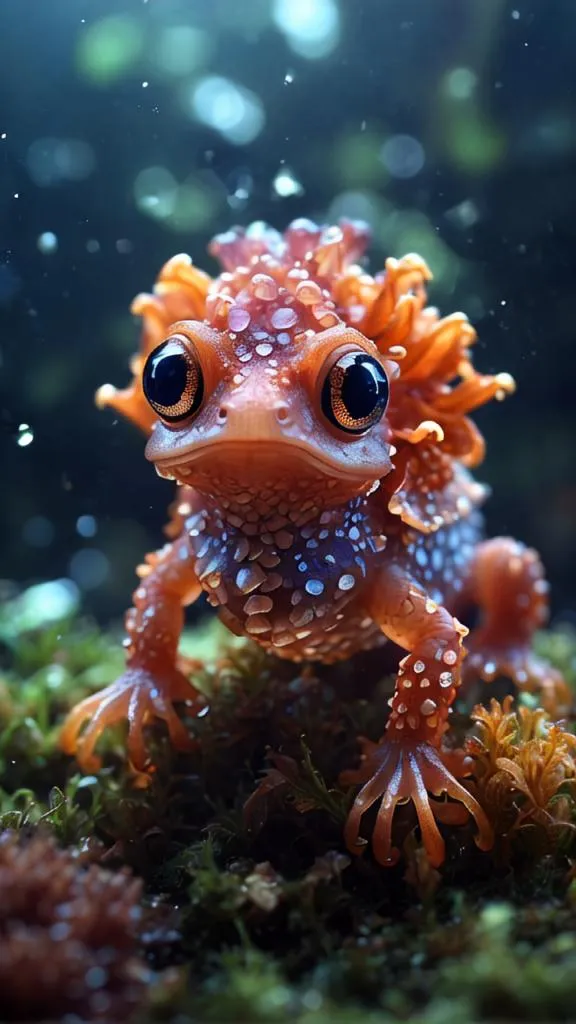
xmin=61 ymin=218 xmax=568 ymax=868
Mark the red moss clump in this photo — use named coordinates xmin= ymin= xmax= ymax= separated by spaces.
xmin=0 ymin=830 xmax=148 ymax=1022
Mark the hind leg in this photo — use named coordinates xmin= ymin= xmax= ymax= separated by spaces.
xmin=462 ymin=538 xmax=570 ymax=715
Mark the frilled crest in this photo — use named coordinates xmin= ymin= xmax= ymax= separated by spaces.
xmin=98 ymin=218 xmax=514 ymax=532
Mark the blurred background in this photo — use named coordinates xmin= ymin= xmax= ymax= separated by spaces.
xmin=0 ymin=0 xmax=575 ymax=623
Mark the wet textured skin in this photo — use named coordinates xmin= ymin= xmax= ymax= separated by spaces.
xmin=61 ymin=219 xmax=569 ymax=868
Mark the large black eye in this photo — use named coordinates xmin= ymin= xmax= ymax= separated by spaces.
xmin=143 ymin=337 xmax=204 ymax=423
xmin=321 ymin=351 xmax=389 ymax=434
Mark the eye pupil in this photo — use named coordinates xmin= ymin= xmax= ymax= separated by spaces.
xmin=341 ymin=358 xmax=382 ymax=419
xmin=142 ymin=338 xmax=203 ymax=422
xmin=322 ymin=352 xmax=389 ymax=434
xmin=147 ymin=348 xmax=188 ymax=406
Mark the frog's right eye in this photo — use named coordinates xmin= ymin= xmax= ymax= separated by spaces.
xmin=143 ymin=336 xmax=204 ymax=423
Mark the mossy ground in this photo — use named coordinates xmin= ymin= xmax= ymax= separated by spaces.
xmin=1 ymin=581 xmax=576 ymax=1023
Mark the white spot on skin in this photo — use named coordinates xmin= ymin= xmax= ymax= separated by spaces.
xmin=421 ymin=699 xmax=437 ymax=716
xmin=305 ymin=579 xmax=324 ymax=596
xmin=443 ymin=649 xmax=458 ymax=665
xmin=338 ymin=574 xmax=355 ymax=591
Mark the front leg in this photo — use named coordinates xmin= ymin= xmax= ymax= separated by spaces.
xmin=342 ymin=567 xmax=492 ymax=867
xmin=60 ymin=533 xmax=205 ymax=772
xmin=462 ymin=537 xmax=570 ymax=716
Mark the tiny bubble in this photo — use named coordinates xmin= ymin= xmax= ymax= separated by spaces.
xmin=142 ymin=80 xmax=149 ymax=88
xmin=511 ymin=8 xmax=520 ymax=18
xmin=13 ymin=193 xmax=19 ymax=199
xmin=16 ymin=423 xmax=34 ymax=447
xmin=1 ymin=133 xmax=6 ymax=140
xmin=284 ymin=70 xmax=294 ymax=84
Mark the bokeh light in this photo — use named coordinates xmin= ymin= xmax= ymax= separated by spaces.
xmin=152 ymin=24 xmax=211 ymax=77
xmin=26 ymin=138 xmax=95 ymax=187
xmin=184 ymin=75 xmax=265 ymax=145
xmin=273 ymin=0 xmax=340 ymax=58
xmin=134 ymin=166 xmax=178 ymax=220
xmin=76 ymin=15 xmax=144 ymax=84
xmin=380 ymin=135 xmax=426 ymax=179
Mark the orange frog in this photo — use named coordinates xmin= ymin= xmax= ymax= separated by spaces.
xmin=61 ymin=218 xmax=568 ymax=867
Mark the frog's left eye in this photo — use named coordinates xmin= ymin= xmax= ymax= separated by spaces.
xmin=321 ymin=351 xmax=389 ymax=434
xmin=143 ymin=336 xmax=204 ymax=423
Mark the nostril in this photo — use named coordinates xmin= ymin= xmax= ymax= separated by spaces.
xmin=276 ymin=406 xmax=289 ymax=422
xmin=218 ymin=407 xmax=228 ymax=422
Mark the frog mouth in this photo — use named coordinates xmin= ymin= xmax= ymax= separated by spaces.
xmin=150 ymin=438 xmax=387 ymax=486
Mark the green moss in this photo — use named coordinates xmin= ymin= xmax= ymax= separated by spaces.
xmin=1 ymin=584 xmax=576 ymax=1021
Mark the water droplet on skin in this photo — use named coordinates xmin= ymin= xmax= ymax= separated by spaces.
xmin=271 ymin=307 xmax=298 ymax=330
xmin=228 ymin=306 xmax=251 ymax=332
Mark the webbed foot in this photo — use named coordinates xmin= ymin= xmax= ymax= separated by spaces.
xmin=341 ymin=738 xmax=493 ymax=868
xmin=60 ymin=665 xmax=205 ymax=772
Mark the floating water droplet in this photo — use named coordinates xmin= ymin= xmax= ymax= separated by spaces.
xmin=17 ymin=423 xmax=34 ymax=447
xmin=273 ymin=167 xmax=304 ymax=197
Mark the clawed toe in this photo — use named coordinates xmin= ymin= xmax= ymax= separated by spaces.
xmin=342 ymin=738 xmax=493 ymax=868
